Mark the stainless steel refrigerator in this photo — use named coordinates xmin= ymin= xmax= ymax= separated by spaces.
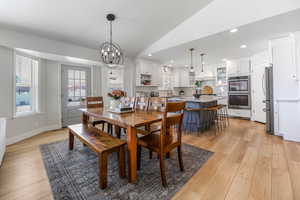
xmin=264 ymin=65 xmax=274 ymax=134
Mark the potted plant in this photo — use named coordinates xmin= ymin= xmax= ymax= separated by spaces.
xmin=108 ymin=90 xmax=125 ymax=109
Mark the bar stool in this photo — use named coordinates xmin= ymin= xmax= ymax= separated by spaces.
xmin=217 ymin=104 xmax=229 ymax=128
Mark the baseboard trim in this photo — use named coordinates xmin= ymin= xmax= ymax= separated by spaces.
xmin=283 ymin=134 xmax=300 ymax=142
xmin=6 ymin=124 xmax=61 ymax=145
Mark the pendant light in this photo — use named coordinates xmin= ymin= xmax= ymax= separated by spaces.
xmin=200 ymin=53 xmax=206 ymax=72
xmin=100 ymin=14 xmax=124 ymax=67
xmin=189 ymin=48 xmax=195 ymax=72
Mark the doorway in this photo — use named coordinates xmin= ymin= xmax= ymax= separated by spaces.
xmin=61 ymin=65 xmax=91 ymax=127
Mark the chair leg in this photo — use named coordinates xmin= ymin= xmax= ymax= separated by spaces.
xmin=159 ymin=152 xmax=167 ymax=187
xmin=118 ymin=146 xmax=126 ymax=178
xmin=149 ymin=150 xmax=153 ymax=159
xmin=99 ymin=152 xmax=108 ymax=189
xmin=177 ymin=146 xmax=184 ymax=171
xmin=102 ymin=123 xmax=105 ymax=131
xmin=137 ymin=145 xmax=142 ymax=171
xmin=69 ymin=131 xmax=74 ymax=150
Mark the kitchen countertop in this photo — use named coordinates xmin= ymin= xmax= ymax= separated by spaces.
xmin=169 ymin=95 xmax=225 ymax=103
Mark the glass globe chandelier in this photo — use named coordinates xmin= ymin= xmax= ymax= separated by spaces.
xmin=100 ymin=14 xmax=124 ymax=67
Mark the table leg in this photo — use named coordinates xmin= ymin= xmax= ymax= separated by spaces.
xmin=127 ymin=126 xmax=137 ymax=183
xmin=115 ymin=125 xmax=121 ymax=138
xmin=82 ymin=112 xmax=89 ymax=125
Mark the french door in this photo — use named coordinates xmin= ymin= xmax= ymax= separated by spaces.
xmin=61 ymin=65 xmax=91 ymax=127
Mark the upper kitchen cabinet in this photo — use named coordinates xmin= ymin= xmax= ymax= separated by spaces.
xmin=172 ymin=67 xmax=192 ymax=87
xmin=195 ymin=64 xmax=216 ymax=80
xmin=135 ymin=59 xmax=162 ymax=86
xmin=227 ymin=58 xmax=250 ymax=76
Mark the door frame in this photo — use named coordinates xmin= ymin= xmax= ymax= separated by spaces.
xmin=59 ymin=63 xmax=92 ymax=127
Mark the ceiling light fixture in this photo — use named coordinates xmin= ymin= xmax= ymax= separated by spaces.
xmin=148 ymin=53 xmax=152 ymax=57
xmin=200 ymin=53 xmax=206 ymax=72
xmin=240 ymin=44 xmax=247 ymax=49
xmin=189 ymin=48 xmax=195 ymax=72
xmin=100 ymin=14 xmax=124 ymax=67
xmin=230 ymin=28 xmax=238 ymax=33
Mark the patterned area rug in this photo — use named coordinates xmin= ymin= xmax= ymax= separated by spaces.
xmin=40 ymin=139 xmax=213 ymax=200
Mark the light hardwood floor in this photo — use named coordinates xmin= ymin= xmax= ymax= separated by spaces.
xmin=0 ymin=119 xmax=299 ymax=200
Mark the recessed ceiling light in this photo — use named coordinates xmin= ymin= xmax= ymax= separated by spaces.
xmin=240 ymin=45 xmax=247 ymax=49
xmin=148 ymin=53 xmax=152 ymax=57
xmin=185 ymin=65 xmax=188 ymax=67
xmin=222 ymin=58 xmax=227 ymax=62
xmin=230 ymin=28 xmax=238 ymax=33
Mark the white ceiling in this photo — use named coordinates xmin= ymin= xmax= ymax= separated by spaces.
xmin=150 ymin=9 xmax=300 ymax=67
xmin=0 ymin=0 xmax=213 ymax=56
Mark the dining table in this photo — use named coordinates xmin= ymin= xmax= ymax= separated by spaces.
xmin=79 ymin=107 xmax=165 ymax=183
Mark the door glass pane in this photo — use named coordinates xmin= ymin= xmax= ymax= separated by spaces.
xmin=67 ymin=69 xmax=87 ymax=107
xmin=68 ymin=70 xmax=74 ymax=79
xmin=74 ymin=80 xmax=81 ymax=96
xmin=81 ymin=80 xmax=86 ymax=96
xmin=80 ymin=71 xmax=86 ymax=80
xmin=74 ymin=70 xmax=80 ymax=79
xmin=68 ymin=80 xmax=74 ymax=97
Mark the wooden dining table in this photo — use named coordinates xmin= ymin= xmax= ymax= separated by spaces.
xmin=79 ymin=108 xmax=164 ymax=183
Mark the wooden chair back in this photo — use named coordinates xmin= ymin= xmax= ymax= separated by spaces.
xmin=86 ymin=96 xmax=104 ymax=109
xmin=135 ymin=97 xmax=149 ymax=111
xmin=160 ymin=101 xmax=186 ymax=148
xmin=202 ymin=85 xmax=213 ymax=95
xmin=122 ymin=97 xmax=136 ymax=108
xmin=148 ymin=97 xmax=166 ymax=112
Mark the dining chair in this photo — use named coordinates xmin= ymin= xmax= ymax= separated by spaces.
xmin=137 ymin=101 xmax=186 ymax=187
xmin=147 ymin=97 xmax=167 ymax=133
xmin=135 ymin=97 xmax=149 ymax=111
xmin=122 ymin=96 xmax=136 ymax=108
xmin=86 ymin=96 xmax=112 ymax=134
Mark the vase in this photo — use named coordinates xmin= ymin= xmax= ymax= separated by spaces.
xmin=110 ymin=99 xmax=121 ymax=109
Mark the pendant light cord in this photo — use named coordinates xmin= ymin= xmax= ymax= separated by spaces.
xmin=110 ymin=21 xmax=112 ymax=47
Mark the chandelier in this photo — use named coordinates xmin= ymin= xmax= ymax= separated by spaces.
xmin=100 ymin=14 xmax=124 ymax=67
xmin=189 ymin=48 xmax=195 ymax=72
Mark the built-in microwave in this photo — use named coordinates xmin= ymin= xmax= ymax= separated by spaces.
xmin=228 ymin=76 xmax=250 ymax=93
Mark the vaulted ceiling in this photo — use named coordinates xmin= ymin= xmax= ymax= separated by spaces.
xmin=0 ymin=0 xmax=213 ymax=56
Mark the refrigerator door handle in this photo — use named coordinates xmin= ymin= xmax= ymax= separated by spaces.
xmin=262 ymin=72 xmax=266 ymax=96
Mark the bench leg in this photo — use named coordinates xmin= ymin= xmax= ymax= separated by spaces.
xmin=99 ymin=153 xmax=108 ymax=189
xmin=69 ymin=131 xmax=74 ymax=150
xmin=118 ymin=147 xmax=126 ymax=178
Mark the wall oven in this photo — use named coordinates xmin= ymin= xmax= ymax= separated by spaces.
xmin=228 ymin=76 xmax=251 ymax=109
xmin=228 ymin=93 xmax=251 ymax=109
xmin=228 ymin=76 xmax=249 ymax=93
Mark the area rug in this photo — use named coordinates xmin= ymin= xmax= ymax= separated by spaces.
xmin=40 ymin=139 xmax=213 ymax=200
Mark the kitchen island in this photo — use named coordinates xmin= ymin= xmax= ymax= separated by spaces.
xmin=169 ymin=96 xmax=223 ymax=132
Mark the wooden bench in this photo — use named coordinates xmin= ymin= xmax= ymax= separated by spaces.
xmin=68 ymin=124 xmax=126 ymax=189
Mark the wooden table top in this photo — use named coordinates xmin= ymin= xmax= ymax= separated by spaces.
xmin=80 ymin=108 xmax=164 ymax=128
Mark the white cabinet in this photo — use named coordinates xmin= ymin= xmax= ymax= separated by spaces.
xmin=228 ymin=109 xmax=251 ymax=118
xmin=171 ymin=68 xmax=191 ymax=87
xmin=227 ymin=58 xmax=250 ymax=76
xmin=270 ymin=34 xmax=300 ymax=140
xmin=135 ymin=59 xmax=162 ymax=86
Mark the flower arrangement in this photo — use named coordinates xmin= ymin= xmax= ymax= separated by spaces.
xmin=108 ymin=90 xmax=125 ymax=100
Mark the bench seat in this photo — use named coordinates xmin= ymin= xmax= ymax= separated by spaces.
xmin=68 ymin=124 xmax=126 ymax=189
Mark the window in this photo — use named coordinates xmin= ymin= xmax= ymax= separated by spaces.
xmin=15 ymin=54 xmax=39 ymax=115
xmin=67 ymin=69 xmax=86 ymax=106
